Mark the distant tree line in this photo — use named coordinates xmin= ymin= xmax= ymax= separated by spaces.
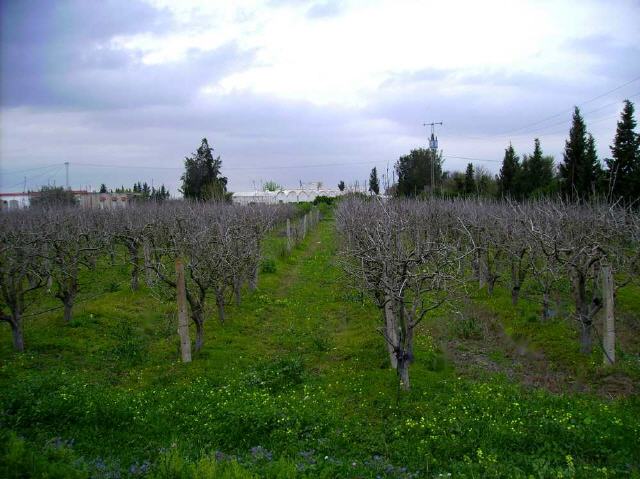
xmin=100 ymin=182 xmax=171 ymax=202
xmin=391 ymin=100 xmax=639 ymax=203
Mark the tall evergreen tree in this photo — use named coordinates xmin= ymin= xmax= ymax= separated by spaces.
xmin=369 ymin=167 xmax=380 ymax=195
xmin=559 ymin=107 xmax=599 ymax=200
xmin=585 ymin=134 xmax=603 ymax=197
xmin=520 ymin=138 xmax=555 ymax=198
xmin=606 ymin=99 xmax=640 ymax=202
xmin=497 ymin=144 xmax=521 ymax=198
xmin=180 ymin=138 xmax=228 ymax=201
xmin=338 ymin=180 xmax=345 ymax=192
xmin=99 ymin=184 xmax=107 ymax=193
xmin=464 ymin=163 xmax=476 ymax=195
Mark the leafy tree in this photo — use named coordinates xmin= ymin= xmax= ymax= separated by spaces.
xmin=369 ymin=167 xmax=380 ymax=195
xmin=474 ymin=165 xmax=497 ymax=197
xmin=464 ymin=163 xmax=476 ymax=195
xmin=30 ymin=186 xmax=78 ymax=208
xmin=497 ymin=144 xmax=521 ymax=198
xmin=99 ymin=184 xmax=108 ymax=193
xmin=263 ymin=181 xmax=282 ymax=192
xmin=395 ymin=148 xmax=442 ymax=197
xmin=606 ymin=99 xmax=640 ymax=202
xmin=338 ymin=180 xmax=345 ymax=192
xmin=520 ymin=138 xmax=555 ymax=198
xmin=180 ymin=138 xmax=228 ymax=201
xmin=559 ymin=107 xmax=600 ymax=200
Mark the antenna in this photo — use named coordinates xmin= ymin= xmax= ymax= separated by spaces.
xmin=423 ymin=122 xmax=443 ymax=193
xmin=64 ymin=162 xmax=70 ymax=190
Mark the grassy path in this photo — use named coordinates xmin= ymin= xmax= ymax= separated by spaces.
xmin=1 ymin=215 xmax=639 ymax=478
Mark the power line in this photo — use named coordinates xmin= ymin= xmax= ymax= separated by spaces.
xmin=0 ymin=163 xmax=66 ymax=175
xmin=524 ymin=91 xmax=640 ymax=137
xmin=498 ymin=74 xmax=640 ymax=136
xmin=67 ymin=159 xmax=385 ymax=171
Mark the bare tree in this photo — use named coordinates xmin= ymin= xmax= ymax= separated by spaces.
xmin=337 ymin=198 xmax=464 ymax=390
xmin=0 ymin=211 xmax=46 ymax=351
xmin=43 ymin=209 xmax=103 ymax=323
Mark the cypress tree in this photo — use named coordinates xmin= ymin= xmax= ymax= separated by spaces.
xmin=369 ymin=167 xmax=380 ymax=195
xmin=497 ymin=144 xmax=521 ymax=198
xmin=584 ymin=133 xmax=602 ymax=197
xmin=559 ymin=107 xmax=600 ymax=200
xmin=521 ymin=138 xmax=555 ymax=198
xmin=464 ymin=163 xmax=476 ymax=195
xmin=606 ymin=100 xmax=639 ymax=202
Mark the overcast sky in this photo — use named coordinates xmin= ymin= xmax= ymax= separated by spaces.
xmin=1 ymin=0 xmax=639 ymax=194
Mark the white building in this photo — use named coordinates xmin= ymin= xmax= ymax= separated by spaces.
xmin=232 ymin=185 xmax=344 ymax=205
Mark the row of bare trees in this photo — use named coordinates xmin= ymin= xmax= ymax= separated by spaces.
xmin=0 ymin=202 xmax=298 ymax=353
xmin=336 ymin=197 xmax=639 ymax=390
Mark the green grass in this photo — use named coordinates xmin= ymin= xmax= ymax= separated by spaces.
xmin=1 ymin=216 xmax=639 ymax=478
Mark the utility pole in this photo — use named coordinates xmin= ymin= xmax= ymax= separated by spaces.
xmin=423 ymin=122 xmax=443 ymax=194
xmin=64 ymin=162 xmax=70 ymax=190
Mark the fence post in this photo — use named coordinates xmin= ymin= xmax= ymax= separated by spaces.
xmin=286 ymin=218 xmax=292 ymax=253
xmin=143 ymin=239 xmax=154 ymax=287
xmin=601 ymin=265 xmax=615 ymax=365
xmin=303 ymin=213 xmax=308 ymax=239
xmin=175 ymin=257 xmax=192 ymax=363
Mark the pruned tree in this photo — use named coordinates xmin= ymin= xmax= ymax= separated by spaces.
xmin=43 ymin=209 xmax=103 ymax=323
xmin=337 ymin=198 xmax=464 ymax=390
xmin=0 ymin=211 xmax=46 ymax=351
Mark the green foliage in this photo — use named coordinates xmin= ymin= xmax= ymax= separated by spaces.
xmin=150 ymin=448 xmax=257 ymax=479
xmin=263 ymin=181 xmax=282 ymax=192
xmin=244 ymin=356 xmax=305 ymax=392
xmin=520 ymin=138 xmax=556 ymax=198
xmin=607 ymin=99 xmax=640 ymax=203
xmin=0 ymin=431 xmax=88 ymax=479
xmin=312 ymin=196 xmax=333 ymax=206
xmin=498 ymin=143 xmax=521 ymax=198
xmin=30 ymin=186 xmax=78 ymax=208
xmin=369 ymin=167 xmax=380 ymax=195
xmin=559 ymin=107 xmax=602 ymax=200
xmin=1 ymin=219 xmax=639 ymax=478
xmin=180 ymin=138 xmax=228 ymax=201
xmin=395 ymin=147 xmax=442 ymax=196
xmin=108 ymin=321 xmax=147 ymax=364
xmin=464 ymin=162 xmax=476 ymax=195
xmin=260 ymin=257 xmax=277 ymax=274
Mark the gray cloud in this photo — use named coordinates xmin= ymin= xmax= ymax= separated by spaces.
xmin=1 ymin=1 xmax=639 ymax=196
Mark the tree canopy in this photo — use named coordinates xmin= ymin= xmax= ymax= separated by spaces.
xmin=520 ymin=138 xmax=555 ymax=198
xmin=606 ymin=99 xmax=639 ymax=203
xmin=180 ymin=138 xmax=228 ymax=201
xmin=559 ymin=107 xmax=601 ymax=200
xmin=30 ymin=186 xmax=78 ymax=208
xmin=369 ymin=167 xmax=380 ymax=195
xmin=395 ymin=148 xmax=442 ymax=197
xmin=498 ymin=144 xmax=521 ymax=198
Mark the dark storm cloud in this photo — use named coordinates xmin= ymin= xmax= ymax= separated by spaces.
xmin=1 ymin=0 xmax=251 ymax=110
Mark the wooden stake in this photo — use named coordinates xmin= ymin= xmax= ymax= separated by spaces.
xmin=601 ymin=265 xmax=615 ymax=366
xmin=175 ymin=257 xmax=192 ymax=363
